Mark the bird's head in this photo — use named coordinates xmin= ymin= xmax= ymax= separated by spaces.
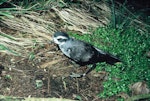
xmin=53 ymin=32 xmax=70 ymax=45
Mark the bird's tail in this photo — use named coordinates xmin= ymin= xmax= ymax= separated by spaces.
xmin=95 ymin=48 xmax=121 ymax=65
xmin=105 ymin=53 xmax=121 ymax=65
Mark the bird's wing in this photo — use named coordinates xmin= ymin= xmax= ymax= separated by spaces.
xmin=94 ymin=47 xmax=107 ymax=55
xmin=68 ymin=40 xmax=95 ymax=63
xmin=94 ymin=47 xmax=121 ymax=65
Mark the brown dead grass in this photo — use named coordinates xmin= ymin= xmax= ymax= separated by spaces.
xmin=0 ymin=0 xmax=111 ymax=57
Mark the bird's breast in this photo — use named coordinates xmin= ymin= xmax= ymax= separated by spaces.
xmin=59 ymin=45 xmax=71 ymax=58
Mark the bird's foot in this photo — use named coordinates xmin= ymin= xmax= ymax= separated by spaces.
xmin=69 ymin=72 xmax=86 ymax=78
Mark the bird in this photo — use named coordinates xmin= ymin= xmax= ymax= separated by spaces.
xmin=52 ymin=32 xmax=121 ymax=78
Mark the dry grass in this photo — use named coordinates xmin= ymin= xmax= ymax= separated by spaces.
xmin=0 ymin=12 xmax=56 ymax=56
xmin=0 ymin=1 xmax=111 ymax=57
xmin=0 ymin=0 xmax=148 ymax=57
xmin=52 ymin=1 xmax=111 ymax=33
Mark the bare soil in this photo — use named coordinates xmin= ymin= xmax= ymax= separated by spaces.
xmin=0 ymin=43 xmax=116 ymax=101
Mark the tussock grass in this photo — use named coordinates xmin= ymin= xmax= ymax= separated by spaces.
xmin=52 ymin=1 xmax=111 ymax=33
xmin=53 ymin=8 xmax=109 ymax=33
xmin=0 ymin=0 xmax=149 ymax=58
xmin=0 ymin=1 xmax=111 ymax=56
xmin=112 ymin=2 xmax=150 ymax=31
xmin=0 ymin=12 xmax=56 ymax=56
xmin=1 ymin=13 xmax=55 ymax=36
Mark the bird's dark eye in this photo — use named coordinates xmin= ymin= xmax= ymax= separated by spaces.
xmin=57 ymin=38 xmax=67 ymax=42
xmin=57 ymin=38 xmax=61 ymax=41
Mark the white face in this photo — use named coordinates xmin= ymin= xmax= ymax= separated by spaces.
xmin=53 ymin=36 xmax=68 ymax=45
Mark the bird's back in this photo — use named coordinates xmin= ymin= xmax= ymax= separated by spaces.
xmin=59 ymin=38 xmax=112 ymax=65
xmin=59 ymin=37 xmax=120 ymax=66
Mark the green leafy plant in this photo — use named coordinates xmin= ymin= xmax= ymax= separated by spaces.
xmin=69 ymin=26 xmax=150 ymax=99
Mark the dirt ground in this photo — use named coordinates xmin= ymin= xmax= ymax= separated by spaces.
xmin=0 ymin=43 xmax=117 ymax=101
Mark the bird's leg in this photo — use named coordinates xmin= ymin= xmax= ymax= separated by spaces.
xmin=83 ymin=64 xmax=96 ymax=76
xmin=70 ymin=64 xmax=96 ymax=78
